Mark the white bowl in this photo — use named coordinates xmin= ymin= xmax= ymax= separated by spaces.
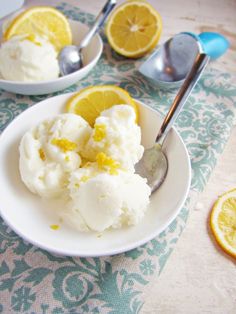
xmin=0 ymin=93 xmax=191 ymax=257
xmin=0 ymin=20 xmax=103 ymax=95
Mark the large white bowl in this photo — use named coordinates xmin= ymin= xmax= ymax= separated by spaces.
xmin=0 ymin=94 xmax=191 ymax=256
xmin=0 ymin=20 xmax=103 ymax=95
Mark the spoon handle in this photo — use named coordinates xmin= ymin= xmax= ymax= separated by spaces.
xmin=79 ymin=0 xmax=116 ymax=50
xmin=155 ymin=53 xmax=209 ymax=145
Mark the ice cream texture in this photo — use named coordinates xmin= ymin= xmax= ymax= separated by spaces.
xmin=0 ymin=35 xmax=60 ymax=82
xmin=19 ymin=105 xmax=151 ymax=232
xmin=82 ymin=105 xmax=144 ymax=171
xmin=66 ymin=164 xmax=151 ymax=232
xmin=19 ymin=114 xmax=92 ymax=198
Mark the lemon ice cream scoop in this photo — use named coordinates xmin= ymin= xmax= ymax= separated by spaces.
xmin=0 ymin=35 xmax=60 ymax=82
xmin=63 ymin=161 xmax=151 ymax=232
xmin=82 ymin=105 xmax=144 ymax=171
xmin=19 ymin=114 xmax=92 ymax=198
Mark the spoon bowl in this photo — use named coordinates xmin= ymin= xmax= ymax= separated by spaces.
xmin=58 ymin=45 xmax=83 ymax=76
xmin=135 ymin=144 xmax=168 ymax=193
xmin=59 ymin=0 xmax=116 ymax=76
xmin=139 ymin=33 xmax=201 ymax=90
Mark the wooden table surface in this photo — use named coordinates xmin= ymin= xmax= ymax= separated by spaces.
xmin=20 ymin=0 xmax=236 ymax=312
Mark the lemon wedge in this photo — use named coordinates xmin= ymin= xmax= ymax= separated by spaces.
xmin=210 ymin=188 xmax=236 ymax=258
xmin=4 ymin=6 xmax=72 ymax=52
xmin=105 ymin=0 xmax=162 ymax=58
xmin=65 ymin=85 xmax=138 ymax=126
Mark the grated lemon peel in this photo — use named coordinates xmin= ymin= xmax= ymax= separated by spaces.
xmin=93 ymin=124 xmax=106 ymax=142
xmin=96 ymin=152 xmax=120 ymax=175
xmin=50 ymin=224 xmax=60 ymax=230
xmin=38 ymin=148 xmax=46 ymax=161
xmin=22 ymin=34 xmax=42 ymax=46
xmin=51 ymin=138 xmax=77 ymax=153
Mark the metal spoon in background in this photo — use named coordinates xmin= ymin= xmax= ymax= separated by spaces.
xmin=135 ymin=53 xmax=210 ymax=193
xmin=59 ymin=0 xmax=116 ymax=76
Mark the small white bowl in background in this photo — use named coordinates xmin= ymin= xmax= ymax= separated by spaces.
xmin=0 ymin=20 xmax=103 ymax=95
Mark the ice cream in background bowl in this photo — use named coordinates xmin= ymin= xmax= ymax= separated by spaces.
xmin=0 ymin=7 xmax=103 ymax=95
xmin=0 ymin=35 xmax=60 ymax=82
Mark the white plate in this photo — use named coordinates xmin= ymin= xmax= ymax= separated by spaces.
xmin=0 ymin=20 xmax=103 ymax=95
xmin=0 ymin=94 xmax=191 ymax=257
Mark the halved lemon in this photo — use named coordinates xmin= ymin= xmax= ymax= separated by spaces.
xmin=4 ymin=6 xmax=72 ymax=51
xmin=65 ymin=85 xmax=138 ymax=126
xmin=105 ymin=0 xmax=162 ymax=58
xmin=210 ymin=188 xmax=236 ymax=258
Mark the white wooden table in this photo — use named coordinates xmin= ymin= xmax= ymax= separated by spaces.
xmin=19 ymin=0 xmax=236 ymax=312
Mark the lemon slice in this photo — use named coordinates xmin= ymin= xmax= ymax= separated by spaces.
xmin=66 ymin=85 xmax=138 ymax=126
xmin=105 ymin=0 xmax=162 ymax=58
xmin=210 ymin=188 xmax=236 ymax=258
xmin=4 ymin=6 xmax=72 ymax=51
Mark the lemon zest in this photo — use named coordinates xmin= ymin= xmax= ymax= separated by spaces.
xmin=93 ymin=124 xmax=106 ymax=142
xmin=51 ymin=138 xmax=77 ymax=152
xmin=23 ymin=34 xmax=42 ymax=46
xmin=81 ymin=175 xmax=90 ymax=183
xmin=65 ymin=155 xmax=70 ymax=162
xmin=96 ymin=152 xmax=120 ymax=175
xmin=38 ymin=148 xmax=46 ymax=161
xmin=50 ymin=224 xmax=60 ymax=230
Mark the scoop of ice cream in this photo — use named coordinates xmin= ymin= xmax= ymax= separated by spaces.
xmin=115 ymin=173 xmax=152 ymax=227
xmin=82 ymin=105 xmax=144 ymax=171
xmin=19 ymin=114 xmax=92 ymax=198
xmin=0 ymin=35 xmax=59 ymax=82
xmin=64 ymin=162 xmax=151 ymax=232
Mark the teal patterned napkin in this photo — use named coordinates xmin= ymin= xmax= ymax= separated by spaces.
xmin=0 ymin=3 xmax=236 ymax=313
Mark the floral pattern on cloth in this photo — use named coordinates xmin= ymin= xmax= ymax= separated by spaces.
xmin=0 ymin=3 xmax=236 ymax=313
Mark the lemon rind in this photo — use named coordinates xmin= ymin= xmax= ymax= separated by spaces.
xmin=210 ymin=188 xmax=236 ymax=258
xmin=66 ymin=85 xmax=139 ymax=125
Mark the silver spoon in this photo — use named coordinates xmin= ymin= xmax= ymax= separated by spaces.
xmin=135 ymin=53 xmax=210 ymax=193
xmin=59 ymin=0 xmax=116 ymax=76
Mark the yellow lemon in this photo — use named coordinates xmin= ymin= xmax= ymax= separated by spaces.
xmin=105 ymin=0 xmax=162 ymax=58
xmin=210 ymin=188 xmax=236 ymax=258
xmin=4 ymin=6 xmax=72 ymax=51
xmin=65 ymin=85 xmax=138 ymax=126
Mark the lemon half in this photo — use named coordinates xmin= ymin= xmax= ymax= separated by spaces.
xmin=4 ymin=6 xmax=72 ymax=51
xmin=106 ymin=0 xmax=162 ymax=58
xmin=65 ymin=85 xmax=138 ymax=126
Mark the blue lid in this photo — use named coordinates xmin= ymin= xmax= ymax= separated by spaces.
xmin=198 ymin=32 xmax=229 ymax=59
xmin=182 ymin=31 xmax=229 ymax=59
